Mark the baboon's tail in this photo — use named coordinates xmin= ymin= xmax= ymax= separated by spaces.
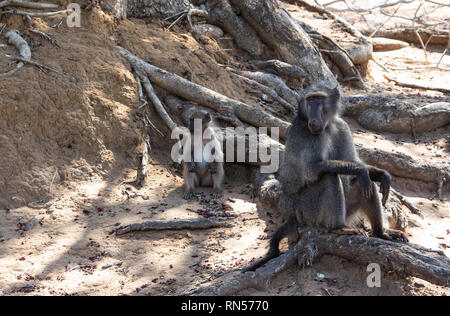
xmin=242 ymin=214 xmax=298 ymax=272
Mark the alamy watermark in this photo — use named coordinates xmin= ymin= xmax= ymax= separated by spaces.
xmin=66 ymin=4 xmax=81 ymax=28
xmin=170 ymin=119 xmax=280 ymax=173
xmin=366 ymin=263 xmax=381 ymax=288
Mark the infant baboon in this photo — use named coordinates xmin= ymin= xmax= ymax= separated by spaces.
xmin=245 ymin=82 xmax=408 ymax=271
xmin=182 ymin=110 xmax=224 ymax=200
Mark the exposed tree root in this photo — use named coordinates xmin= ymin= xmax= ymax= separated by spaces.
xmin=118 ymin=46 xmax=290 ymax=137
xmin=229 ymin=0 xmax=338 ymax=87
xmin=302 ymin=23 xmax=366 ymax=89
xmin=292 ymin=0 xmax=373 ymax=65
xmin=0 ymin=1 xmax=58 ymax=9
xmin=191 ymin=230 xmax=450 ymax=295
xmin=228 ymin=68 xmax=300 ymax=108
xmin=345 ymin=95 xmax=450 ymax=134
xmin=357 ymin=145 xmax=450 ymax=185
xmin=204 ymin=0 xmax=264 ymax=57
xmin=229 ymin=71 xmax=296 ymax=113
xmin=116 ymin=218 xmax=232 ymax=236
xmin=250 ymin=59 xmax=307 ymax=82
xmin=384 ymin=74 xmax=450 ymax=94
xmin=0 ymin=30 xmax=30 ymax=78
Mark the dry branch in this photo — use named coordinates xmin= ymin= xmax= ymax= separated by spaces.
xmin=118 ymin=46 xmax=290 ymax=138
xmin=116 ymin=218 xmax=232 ymax=235
xmin=0 ymin=30 xmax=30 ymax=78
xmin=192 ymin=230 xmax=450 ymax=295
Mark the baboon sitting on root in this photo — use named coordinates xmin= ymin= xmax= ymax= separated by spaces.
xmin=245 ymin=82 xmax=408 ymax=272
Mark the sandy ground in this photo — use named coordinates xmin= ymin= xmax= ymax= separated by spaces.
xmin=0 ymin=1 xmax=449 ymax=296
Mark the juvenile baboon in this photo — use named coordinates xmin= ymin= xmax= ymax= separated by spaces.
xmin=182 ymin=110 xmax=224 ymax=200
xmin=245 ymin=82 xmax=408 ymax=271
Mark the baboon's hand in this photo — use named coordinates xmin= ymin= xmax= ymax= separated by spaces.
xmin=380 ymin=171 xmax=391 ymax=206
xmin=358 ymin=170 xmax=373 ymax=199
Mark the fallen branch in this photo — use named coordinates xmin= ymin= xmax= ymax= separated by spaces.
xmin=293 ymin=0 xmax=373 ymax=65
xmin=192 ymin=230 xmax=450 ymax=295
xmin=384 ymin=74 xmax=450 ymax=94
xmin=116 ymin=218 xmax=232 ymax=236
xmin=0 ymin=30 xmax=30 ymax=78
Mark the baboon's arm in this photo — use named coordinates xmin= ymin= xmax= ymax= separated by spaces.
xmin=315 ymin=160 xmax=372 ymax=198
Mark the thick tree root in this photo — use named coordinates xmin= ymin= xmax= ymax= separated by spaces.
xmin=229 ymin=69 xmax=300 ymax=107
xmin=229 ymin=0 xmax=338 ymax=87
xmin=118 ymin=46 xmax=290 ymax=137
xmin=357 ymin=145 xmax=450 ymax=184
xmin=303 ymin=24 xmax=366 ymax=89
xmin=345 ymin=95 xmax=450 ymax=134
xmin=116 ymin=218 xmax=232 ymax=236
xmin=191 ymin=231 xmax=450 ymax=295
xmin=250 ymin=59 xmax=307 ymax=82
xmin=0 ymin=30 xmax=30 ymax=77
xmin=205 ymin=0 xmax=264 ymax=57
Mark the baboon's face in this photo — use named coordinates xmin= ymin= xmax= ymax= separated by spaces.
xmin=305 ymin=95 xmax=330 ymax=135
xmin=189 ymin=112 xmax=212 ymax=133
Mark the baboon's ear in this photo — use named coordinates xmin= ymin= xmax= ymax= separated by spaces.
xmin=204 ymin=113 xmax=212 ymax=122
xmin=328 ymin=86 xmax=341 ymax=106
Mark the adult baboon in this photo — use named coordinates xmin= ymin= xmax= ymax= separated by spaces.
xmin=245 ymin=82 xmax=408 ymax=271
